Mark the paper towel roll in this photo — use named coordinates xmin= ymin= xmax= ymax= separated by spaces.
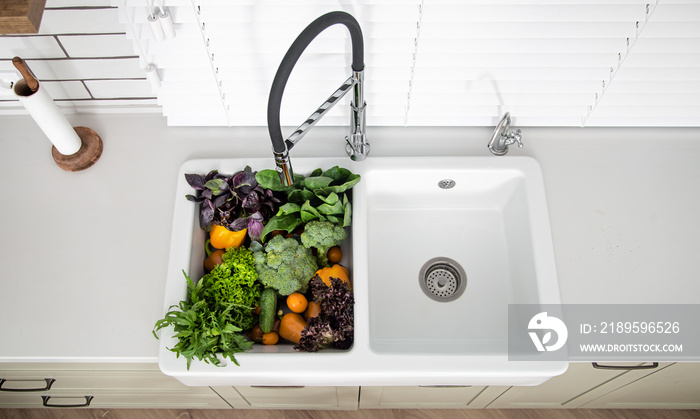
xmin=14 ymin=80 xmax=83 ymax=156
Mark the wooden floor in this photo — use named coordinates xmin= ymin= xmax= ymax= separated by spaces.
xmin=1 ymin=410 xmax=699 ymax=419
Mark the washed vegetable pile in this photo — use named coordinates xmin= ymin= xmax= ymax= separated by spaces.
xmin=153 ymin=166 xmax=359 ymax=369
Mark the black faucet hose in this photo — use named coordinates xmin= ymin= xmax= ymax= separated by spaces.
xmin=268 ymin=11 xmax=365 ymax=154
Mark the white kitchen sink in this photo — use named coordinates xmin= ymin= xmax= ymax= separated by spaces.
xmin=364 ymin=157 xmax=553 ymax=354
xmin=159 ymin=156 xmax=567 ymax=387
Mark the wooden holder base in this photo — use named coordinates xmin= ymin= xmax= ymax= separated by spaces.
xmin=51 ymin=126 xmax=103 ymax=172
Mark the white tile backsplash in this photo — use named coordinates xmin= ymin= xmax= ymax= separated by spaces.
xmin=57 ymin=34 xmax=137 ymax=58
xmin=27 ymin=58 xmax=144 ymax=80
xmin=0 ymin=4 xmax=155 ymax=111
xmin=39 ymin=9 xmax=125 ymax=35
xmin=42 ymin=80 xmax=91 ymax=100
xmin=0 ymin=37 xmax=66 ymax=60
xmin=85 ymin=79 xmax=154 ymax=98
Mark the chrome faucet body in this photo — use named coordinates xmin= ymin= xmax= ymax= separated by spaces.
xmin=488 ymin=112 xmax=523 ymax=156
xmin=268 ymin=12 xmax=369 ymax=186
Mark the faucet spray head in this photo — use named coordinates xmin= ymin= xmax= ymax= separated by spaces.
xmin=346 ymin=69 xmax=369 ymax=161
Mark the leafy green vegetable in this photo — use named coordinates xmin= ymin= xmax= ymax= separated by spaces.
xmin=300 ymin=220 xmax=347 ymax=267
xmin=251 ymin=235 xmax=318 ymax=296
xmin=256 ymin=166 xmax=360 ymax=241
xmin=198 ymin=246 xmax=261 ymax=331
xmin=153 ymin=246 xmax=262 ymax=369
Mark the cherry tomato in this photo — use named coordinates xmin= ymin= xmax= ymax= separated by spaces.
xmin=286 ymin=293 xmax=308 ymax=314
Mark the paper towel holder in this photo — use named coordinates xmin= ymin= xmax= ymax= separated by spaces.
xmin=13 ymin=57 xmax=103 ymax=172
xmin=51 ymin=125 xmax=103 ymax=172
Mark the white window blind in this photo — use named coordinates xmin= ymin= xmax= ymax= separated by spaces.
xmin=116 ymin=0 xmax=700 ymax=127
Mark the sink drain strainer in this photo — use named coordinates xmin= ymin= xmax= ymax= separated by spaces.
xmin=438 ymin=179 xmax=456 ymax=189
xmin=419 ymin=257 xmax=467 ymax=302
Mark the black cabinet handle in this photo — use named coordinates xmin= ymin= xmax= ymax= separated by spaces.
xmin=41 ymin=395 xmax=93 ymax=408
xmin=592 ymin=362 xmax=659 ymax=370
xmin=0 ymin=378 xmax=55 ymax=392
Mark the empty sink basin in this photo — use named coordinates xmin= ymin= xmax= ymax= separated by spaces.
xmin=361 ymin=157 xmax=561 ymax=355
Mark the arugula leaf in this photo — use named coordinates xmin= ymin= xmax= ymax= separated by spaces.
xmin=153 ymin=248 xmax=261 ymax=370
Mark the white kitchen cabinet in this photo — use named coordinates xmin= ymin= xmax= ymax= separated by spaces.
xmin=581 ymin=362 xmax=700 ymax=408
xmin=359 ymin=385 xmax=504 ymax=409
xmin=487 ymin=362 xmax=672 ymax=408
xmin=212 ymin=385 xmax=359 ymax=410
xmin=0 ymin=363 xmax=229 ymax=409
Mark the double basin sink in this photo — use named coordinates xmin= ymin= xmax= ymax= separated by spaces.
xmin=160 ymin=156 xmax=566 ymax=386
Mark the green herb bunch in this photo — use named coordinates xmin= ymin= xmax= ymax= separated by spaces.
xmin=153 ymin=246 xmax=262 ymax=369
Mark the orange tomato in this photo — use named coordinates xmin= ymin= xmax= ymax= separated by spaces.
xmin=262 ymin=332 xmax=279 ymax=345
xmin=314 ymin=264 xmax=351 ymax=289
xmin=327 ymin=246 xmax=343 ymax=264
xmin=286 ymin=293 xmax=308 ymax=314
xmin=209 ymin=225 xmax=246 ymax=249
xmin=203 ymin=249 xmax=225 ymax=272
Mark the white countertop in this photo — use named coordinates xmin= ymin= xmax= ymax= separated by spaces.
xmin=1 ymin=114 xmax=699 ymax=363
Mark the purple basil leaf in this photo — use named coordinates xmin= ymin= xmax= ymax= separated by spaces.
xmin=204 ymin=170 xmax=219 ymax=182
xmin=184 ymin=173 xmax=205 ymax=190
xmin=231 ymin=170 xmax=249 ymax=188
xmin=229 ymin=217 xmax=249 ymax=232
xmin=234 ymin=167 xmax=257 ymax=195
xmin=200 ymin=201 xmax=214 ymax=231
xmin=242 ymin=191 xmax=260 ymax=210
xmin=220 ymin=181 xmax=230 ymax=192
xmin=247 ymin=218 xmax=263 ymax=242
xmin=201 ymin=189 xmax=213 ymax=200
xmin=212 ymin=194 xmax=228 ymax=209
xmin=185 ymin=193 xmax=204 ymax=203
xmin=264 ymin=188 xmax=280 ymax=201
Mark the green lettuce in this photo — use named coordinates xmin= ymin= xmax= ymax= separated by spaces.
xmin=153 ymin=246 xmax=262 ymax=369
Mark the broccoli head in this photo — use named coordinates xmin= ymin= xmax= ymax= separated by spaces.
xmin=300 ymin=220 xmax=347 ymax=267
xmin=252 ymin=235 xmax=318 ymax=295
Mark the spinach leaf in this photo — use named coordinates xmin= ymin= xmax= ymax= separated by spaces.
xmin=258 ymin=166 xmax=360 ymax=242
xmin=303 ymin=176 xmax=334 ymax=190
xmin=261 ymin=213 xmax=303 ymax=239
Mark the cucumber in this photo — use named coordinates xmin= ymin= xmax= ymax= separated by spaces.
xmin=259 ymin=287 xmax=278 ymax=333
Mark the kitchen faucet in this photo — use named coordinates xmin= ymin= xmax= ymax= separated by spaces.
xmin=488 ymin=112 xmax=523 ymax=156
xmin=267 ymin=11 xmax=369 ymax=186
